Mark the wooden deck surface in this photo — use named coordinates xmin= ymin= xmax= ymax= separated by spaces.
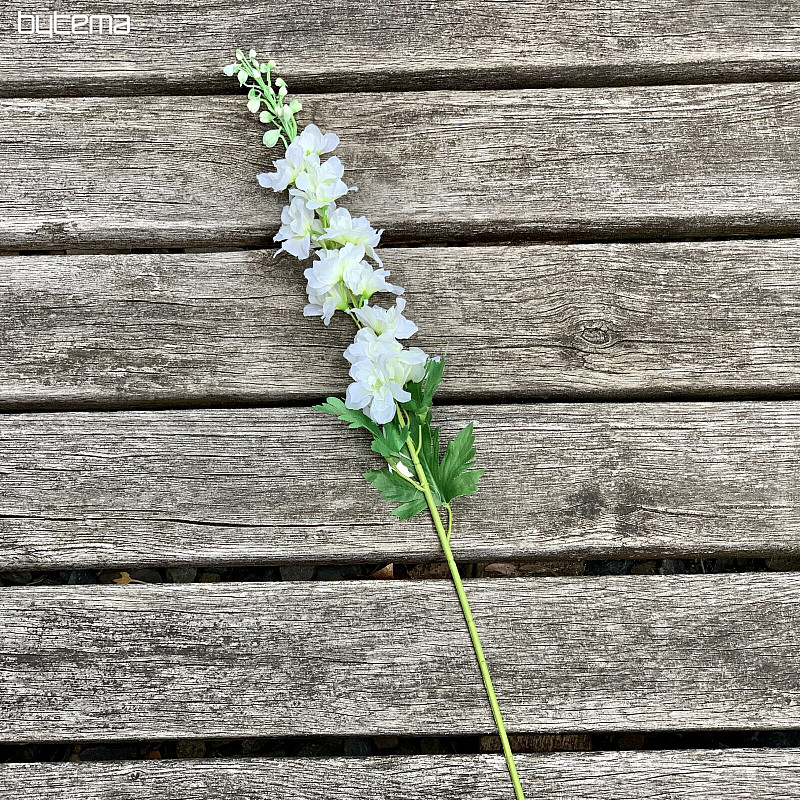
xmin=2 ymin=1 xmax=799 ymax=795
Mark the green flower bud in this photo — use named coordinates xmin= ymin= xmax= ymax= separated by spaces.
xmin=279 ymin=85 xmax=288 ymax=98
xmin=289 ymin=99 xmax=302 ymax=113
xmin=275 ymin=77 xmax=285 ymax=87
xmin=259 ymin=110 xmax=274 ymax=124
xmin=263 ymin=129 xmax=281 ymax=147
xmin=249 ymin=49 xmax=257 ymax=59
xmin=237 ymin=71 xmax=248 ymax=85
xmin=247 ymin=98 xmax=260 ymax=113
xmin=266 ymin=60 xmax=276 ymax=70
xmin=222 ymin=64 xmax=237 ymax=77
xmin=235 ymin=49 xmax=244 ymax=61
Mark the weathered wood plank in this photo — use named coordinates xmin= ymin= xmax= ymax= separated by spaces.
xmin=2 ymin=403 xmax=798 ymax=570
xmin=4 ymin=83 xmax=800 ymax=249
xmin=3 ymin=241 xmax=800 ymax=408
xmin=4 ymin=2 xmax=800 ymax=95
xmin=1 ymin=575 xmax=799 ymax=740
xmin=2 ymin=750 xmax=800 ymax=799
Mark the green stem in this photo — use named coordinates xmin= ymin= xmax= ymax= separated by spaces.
xmin=404 ymin=434 xmax=526 ymax=800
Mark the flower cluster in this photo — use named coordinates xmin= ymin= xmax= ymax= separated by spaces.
xmin=232 ymin=54 xmax=431 ymax=426
xmin=226 ymin=53 xmax=521 ymax=800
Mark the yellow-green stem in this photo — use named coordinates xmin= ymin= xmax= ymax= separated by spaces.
xmin=405 ymin=434 xmax=525 ymax=800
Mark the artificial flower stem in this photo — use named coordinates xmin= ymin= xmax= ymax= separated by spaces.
xmin=404 ymin=435 xmax=526 ymax=800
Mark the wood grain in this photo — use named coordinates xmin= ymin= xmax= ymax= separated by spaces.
xmin=1 ymin=574 xmax=799 ymax=740
xmin=4 ymin=83 xmax=800 ymax=249
xmin=3 ymin=241 xmax=800 ymax=409
xmin=2 ymin=403 xmax=799 ymax=570
xmin=4 ymin=2 xmax=800 ymax=95
xmin=2 ymin=750 xmax=800 ymax=799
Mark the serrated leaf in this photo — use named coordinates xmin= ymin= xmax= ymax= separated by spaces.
xmin=364 ymin=469 xmax=421 ymax=504
xmin=314 ymin=397 xmax=381 ymax=438
xmin=391 ymin=496 xmax=428 ymax=520
xmin=437 ymin=422 xmax=485 ymax=503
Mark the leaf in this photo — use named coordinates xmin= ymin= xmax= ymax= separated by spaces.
xmin=364 ymin=469 xmax=428 ymax=520
xmin=315 ymin=396 xmax=381 ymax=438
xmin=422 ymin=356 xmax=446 ymax=408
xmin=371 ymin=418 xmax=409 ymax=460
xmin=437 ymin=422 xmax=486 ymax=503
xmin=401 ymin=356 xmax=445 ymax=419
xmin=364 ymin=469 xmax=420 ymax=504
xmin=392 ymin=496 xmax=428 ymax=520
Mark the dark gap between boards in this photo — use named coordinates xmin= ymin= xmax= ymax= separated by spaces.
xmin=1 ymin=557 xmax=796 ymax=588
xmin=3 ymin=729 xmax=800 ymax=765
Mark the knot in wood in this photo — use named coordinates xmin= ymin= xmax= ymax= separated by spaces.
xmin=579 ymin=321 xmax=613 ymax=346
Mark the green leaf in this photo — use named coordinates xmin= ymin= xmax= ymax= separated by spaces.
xmin=392 ymin=496 xmax=428 ymax=520
xmin=314 ymin=397 xmax=381 ymax=438
xmin=364 ymin=469 xmax=421 ymax=504
xmin=437 ymin=422 xmax=485 ymax=503
xmin=422 ymin=356 xmax=446 ymax=408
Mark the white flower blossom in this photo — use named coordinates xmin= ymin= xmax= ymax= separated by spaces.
xmin=317 ymin=207 xmax=384 ymax=265
xmin=295 ymin=123 xmax=339 ymax=157
xmin=353 ymin=298 xmax=417 ymax=340
xmin=304 ymin=281 xmax=349 ymax=326
xmin=303 ymin=244 xmax=401 ymax=323
xmin=274 ymin=197 xmax=323 ymax=259
xmin=258 ymin=138 xmax=308 ymax=192
xmin=343 ymin=259 xmax=402 ymax=300
xmin=344 ymin=328 xmax=402 ymax=366
xmin=291 ymin=155 xmax=355 ymax=210
xmin=345 ymin=342 xmax=429 ymax=424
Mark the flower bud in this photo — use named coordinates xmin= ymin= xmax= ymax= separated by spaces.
xmin=222 ymin=64 xmax=236 ymax=77
xmin=275 ymin=77 xmax=286 ymax=87
xmin=247 ymin=98 xmax=260 ymax=113
xmin=289 ymin=99 xmax=302 ymax=113
xmin=279 ymin=85 xmax=288 ymax=98
xmin=263 ymin=129 xmax=281 ymax=147
xmin=266 ymin=60 xmax=277 ymax=69
xmin=237 ymin=71 xmax=248 ymax=85
xmin=259 ymin=110 xmax=273 ymax=124
xmin=235 ymin=49 xmax=244 ymax=61
xmin=249 ymin=49 xmax=257 ymax=59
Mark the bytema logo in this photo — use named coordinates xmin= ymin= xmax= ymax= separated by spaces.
xmin=17 ymin=10 xmax=131 ymax=35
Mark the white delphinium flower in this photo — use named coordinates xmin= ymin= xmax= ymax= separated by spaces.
xmin=345 ymin=340 xmax=429 ymax=424
xmin=304 ymin=281 xmax=349 ymax=326
xmin=317 ymin=207 xmax=384 ymax=266
xmin=258 ymin=138 xmax=308 ymax=192
xmin=291 ymin=155 xmax=355 ymax=210
xmin=295 ymin=123 xmax=339 ymax=157
xmin=353 ymin=298 xmax=418 ymax=340
xmin=343 ymin=259 xmax=403 ymax=300
xmin=303 ymin=244 xmax=401 ymax=325
xmin=274 ymin=197 xmax=324 ymax=259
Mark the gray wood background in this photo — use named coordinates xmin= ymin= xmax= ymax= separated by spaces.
xmin=4 ymin=2 xmax=800 ymax=94
xmin=3 ymin=241 xmax=800 ymax=409
xmin=1 ymin=575 xmax=798 ymax=741
xmin=2 ymin=750 xmax=800 ymax=799
xmin=2 ymin=403 xmax=798 ymax=569
xmin=4 ymin=83 xmax=800 ymax=249
xmin=2 ymin=1 xmax=800 ymax=792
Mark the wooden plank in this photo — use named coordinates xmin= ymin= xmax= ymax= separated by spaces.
xmin=1 ymin=402 xmax=798 ymax=569
xmin=4 ymin=2 xmax=800 ymax=95
xmin=4 ymin=83 xmax=800 ymax=249
xmin=3 ymin=241 xmax=800 ymax=409
xmin=2 ymin=750 xmax=800 ymax=799
xmin=1 ymin=574 xmax=799 ymax=740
